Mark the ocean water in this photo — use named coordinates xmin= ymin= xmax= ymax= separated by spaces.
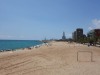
xmin=0 ymin=40 xmax=43 ymax=51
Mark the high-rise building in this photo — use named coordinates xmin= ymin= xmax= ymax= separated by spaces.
xmin=62 ymin=32 xmax=66 ymax=40
xmin=72 ymin=28 xmax=83 ymax=41
xmin=76 ymin=28 xmax=83 ymax=41
xmin=72 ymin=31 xmax=76 ymax=41
xmin=87 ymin=29 xmax=100 ymax=41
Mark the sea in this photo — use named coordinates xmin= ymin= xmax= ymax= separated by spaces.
xmin=0 ymin=40 xmax=43 ymax=51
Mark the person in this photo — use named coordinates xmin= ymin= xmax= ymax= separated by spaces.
xmin=88 ymin=43 xmax=90 ymax=47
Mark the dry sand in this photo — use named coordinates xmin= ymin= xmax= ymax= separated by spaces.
xmin=0 ymin=42 xmax=100 ymax=75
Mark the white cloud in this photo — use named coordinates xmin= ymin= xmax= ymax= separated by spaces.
xmin=0 ymin=34 xmax=14 ymax=38
xmin=88 ymin=27 xmax=93 ymax=30
xmin=92 ymin=19 xmax=100 ymax=28
xmin=0 ymin=34 xmax=24 ymax=39
xmin=88 ymin=19 xmax=100 ymax=30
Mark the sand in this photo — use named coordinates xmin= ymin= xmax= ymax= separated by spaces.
xmin=0 ymin=41 xmax=100 ymax=75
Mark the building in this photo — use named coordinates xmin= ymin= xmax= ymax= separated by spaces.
xmin=72 ymin=31 xmax=76 ymax=41
xmin=87 ymin=29 xmax=100 ymax=42
xmin=62 ymin=32 xmax=66 ymax=40
xmin=76 ymin=28 xmax=83 ymax=40
xmin=72 ymin=28 xmax=83 ymax=42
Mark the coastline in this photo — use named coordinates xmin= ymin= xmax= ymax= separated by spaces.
xmin=0 ymin=40 xmax=43 ymax=52
xmin=0 ymin=41 xmax=52 ymax=53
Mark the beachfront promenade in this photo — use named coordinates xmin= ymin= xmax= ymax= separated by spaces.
xmin=0 ymin=42 xmax=100 ymax=75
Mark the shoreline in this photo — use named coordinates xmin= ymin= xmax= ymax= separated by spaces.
xmin=0 ymin=41 xmax=52 ymax=53
xmin=0 ymin=41 xmax=99 ymax=53
xmin=0 ymin=40 xmax=43 ymax=52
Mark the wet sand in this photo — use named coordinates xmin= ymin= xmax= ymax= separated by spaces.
xmin=0 ymin=42 xmax=100 ymax=75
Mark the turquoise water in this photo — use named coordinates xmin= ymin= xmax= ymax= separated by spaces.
xmin=0 ymin=40 xmax=43 ymax=51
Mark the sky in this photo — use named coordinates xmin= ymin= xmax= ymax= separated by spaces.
xmin=0 ymin=0 xmax=100 ymax=40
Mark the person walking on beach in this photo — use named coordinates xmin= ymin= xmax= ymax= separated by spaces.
xmin=88 ymin=43 xmax=90 ymax=47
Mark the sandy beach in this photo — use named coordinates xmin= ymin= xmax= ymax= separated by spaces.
xmin=0 ymin=41 xmax=100 ymax=75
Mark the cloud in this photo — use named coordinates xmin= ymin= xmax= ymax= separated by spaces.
xmin=0 ymin=34 xmax=15 ymax=38
xmin=88 ymin=19 xmax=100 ymax=30
xmin=0 ymin=34 xmax=25 ymax=39
xmin=88 ymin=27 xmax=93 ymax=30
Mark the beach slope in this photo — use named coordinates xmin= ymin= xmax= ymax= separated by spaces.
xmin=0 ymin=42 xmax=100 ymax=75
